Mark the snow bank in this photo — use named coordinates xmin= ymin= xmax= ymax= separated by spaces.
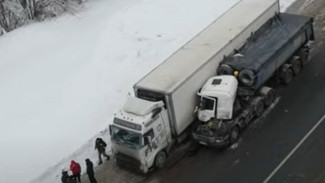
xmin=0 ymin=0 xmax=240 ymax=182
xmin=280 ymin=0 xmax=297 ymax=11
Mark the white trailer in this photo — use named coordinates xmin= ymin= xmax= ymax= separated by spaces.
xmin=109 ymin=0 xmax=280 ymax=173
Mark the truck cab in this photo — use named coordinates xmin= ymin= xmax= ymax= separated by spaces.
xmin=197 ymin=75 xmax=238 ymax=122
xmin=109 ymin=97 xmax=171 ymax=173
xmin=193 ymin=75 xmax=242 ymax=146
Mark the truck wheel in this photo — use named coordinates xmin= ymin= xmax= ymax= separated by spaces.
xmin=218 ymin=64 xmax=233 ymax=75
xmin=155 ymin=151 xmax=167 ymax=169
xmin=229 ymin=126 xmax=239 ymax=144
xmin=265 ymin=89 xmax=275 ymax=106
xmin=281 ymin=64 xmax=293 ymax=85
xmin=299 ymin=47 xmax=311 ymax=66
xmin=253 ymin=97 xmax=264 ymax=117
xmin=290 ymin=56 xmax=302 ymax=75
xmin=238 ymin=69 xmax=255 ymax=87
xmin=260 ymin=88 xmax=275 ymax=107
xmin=258 ymin=87 xmax=275 ymax=107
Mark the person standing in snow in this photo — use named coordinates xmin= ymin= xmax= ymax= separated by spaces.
xmin=95 ymin=137 xmax=110 ymax=165
xmin=70 ymin=160 xmax=81 ymax=183
xmin=61 ymin=170 xmax=69 ymax=183
xmin=67 ymin=175 xmax=77 ymax=183
xmin=85 ymin=159 xmax=97 ymax=183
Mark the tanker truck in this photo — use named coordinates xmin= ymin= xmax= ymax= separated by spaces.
xmin=192 ymin=13 xmax=314 ymax=147
xmin=109 ymin=0 xmax=280 ymax=173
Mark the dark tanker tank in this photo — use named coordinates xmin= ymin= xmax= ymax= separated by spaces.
xmin=218 ymin=13 xmax=314 ymax=89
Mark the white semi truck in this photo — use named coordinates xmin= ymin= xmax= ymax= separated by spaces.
xmin=109 ymin=0 xmax=280 ymax=173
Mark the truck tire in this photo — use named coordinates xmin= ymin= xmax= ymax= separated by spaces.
xmin=299 ymin=47 xmax=311 ymax=66
xmin=229 ymin=126 xmax=239 ymax=145
xmin=218 ymin=64 xmax=233 ymax=75
xmin=253 ymin=97 xmax=264 ymax=118
xmin=280 ymin=64 xmax=293 ymax=85
xmin=259 ymin=87 xmax=275 ymax=107
xmin=155 ymin=151 xmax=167 ymax=169
xmin=290 ymin=56 xmax=302 ymax=75
xmin=264 ymin=89 xmax=275 ymax=107
xmin=239 ymin=69 xmax=255 ymax=87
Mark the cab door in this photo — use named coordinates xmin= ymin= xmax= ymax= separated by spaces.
xmin=198 ymin=96 xmax=217 ymax=122
xmin=143 ymin=128 xmax=156 ymax=167
xmin=152 ymin=114 xmax=168 ymax=150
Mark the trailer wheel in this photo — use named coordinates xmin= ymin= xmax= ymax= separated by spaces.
xmin=259 ymin=87 xmax=275 ymax=107
xmin=264 ymin=89 xmax=275 ymax=107
xmin=155 ymin=151 xmax=167 ymax=169
xmin=253 ymin=97 xmax=264 ymax=118
xmin=290 ymin=56 xmax=302 ymax=75
xmin=299 ymin=47 xmax=311 ymax=66
xmin=229 ymin=126 xmax=239 ymax=144
xmin=238 ymin=69 xmax=255 ymax=87
xmin=281 ymin=64 xmax=293 ymax=85
xmin=218 ymin=64 xmax=234 ymax=75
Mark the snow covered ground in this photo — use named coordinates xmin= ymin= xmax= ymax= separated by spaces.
xmin=0 ymin=0 xmax=296 ymax=182
xmin=280 ymin=0 xmax=297 ymax=11
xmin=0 ymin=0 xmax=243 ymax=182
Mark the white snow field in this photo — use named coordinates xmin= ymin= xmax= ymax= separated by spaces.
xmin=0 ymin=0 xmax=242 ymax=182
xmin=280 ymin=0 xmax=296 ymax=11
xmin=0 ymin=0 xmax=296 ymax=182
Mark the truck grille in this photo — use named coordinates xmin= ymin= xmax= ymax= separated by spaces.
xmin=115 ymin=152 xmax=142 ymax=172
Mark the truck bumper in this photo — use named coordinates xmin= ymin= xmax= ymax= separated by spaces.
xmin=115 ymin=152 xmax=149 ymax=173
xmin=192 ymin=133 xmax=229 ymax=147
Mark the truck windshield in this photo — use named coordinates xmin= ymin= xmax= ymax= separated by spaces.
xmin=111 ymin=125 xmax=143 ymax=150
xmin=200 ymin=97 xmax=215 ymax=110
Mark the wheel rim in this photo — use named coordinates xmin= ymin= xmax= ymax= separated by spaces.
xmin=283 ymin=69 xmax=293 ymax=84
xmin=292 ymin=59 xmax=301 ymax=75
xmin=301 ymin=50 xmax=310 ymax=66
xmin=256 ymin=100 xmax=264 ymax=117
xmin=266 ymin=90 xmax=275 ymax=106
xmin=230 ymin=127 xmax=239 ymax=143
xmin=156 ymin=152 xmax=166 ymax=168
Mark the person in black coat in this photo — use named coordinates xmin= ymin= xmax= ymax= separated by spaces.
xmin=85 ymin=159 xmax=97 ymax=183
xmin=61 ymin=170 xmax=69 ymax=183
xmin=95 ymin=137 xmax=110 ymax=164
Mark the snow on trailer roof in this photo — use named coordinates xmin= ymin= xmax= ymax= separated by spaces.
xmin=135 ymin=0 xmax=279 ymax=94
xmin=123 ymin=97 xmax=164 ymax=116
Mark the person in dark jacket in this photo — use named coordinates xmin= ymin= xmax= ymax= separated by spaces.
xmin=67 ymin=176 xmax=77 ymax=183
xmin=95 ymin=137 xmax=110 ymax=165
xmin=61 ymin=170 xmax=69 ymax=183
xmin=70 ymin=160 xmax=81 ymax=183
xmin=85 ymin=159 xmax=97 ymax=183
